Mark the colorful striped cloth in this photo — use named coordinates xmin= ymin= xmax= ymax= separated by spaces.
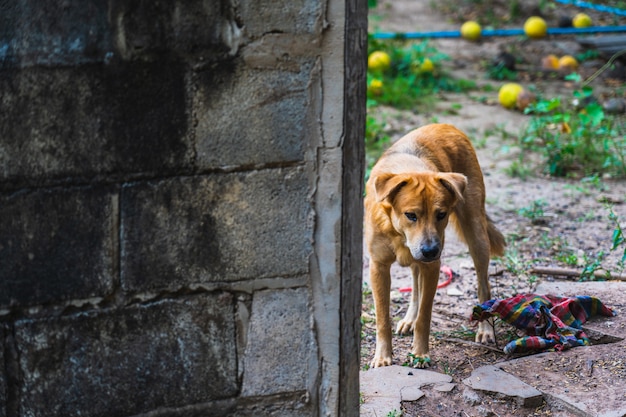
xmin=470 ymin=294 xmax=616 ymax=354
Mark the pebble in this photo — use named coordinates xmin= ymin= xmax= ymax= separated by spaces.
xmin=603 ymin=98 xmax=626 ymax=115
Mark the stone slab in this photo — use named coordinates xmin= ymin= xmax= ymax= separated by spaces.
xmin=360 ymin=365 xmax=452 ymax=417
xmin=463 ymin=365 xmax=543 ymax=407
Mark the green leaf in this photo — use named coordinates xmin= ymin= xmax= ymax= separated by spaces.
xmin=565 ymin=73 xmax=582 ymax=83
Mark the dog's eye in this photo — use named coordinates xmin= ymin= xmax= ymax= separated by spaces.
xmin=436 ymin=211 xmax=447 ymax=221
xmin=404 ymin=212 xmax=417 ymax=222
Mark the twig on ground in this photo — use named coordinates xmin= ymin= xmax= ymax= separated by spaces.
xmin=530 ymin=266 xmax=626 ymax=281
xmin=438 ymin=337 xmax=504 ymax=353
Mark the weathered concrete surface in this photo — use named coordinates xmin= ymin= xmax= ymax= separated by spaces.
xmin=0 ymin=325 xmax=5 ymax=417
xmin=360 ymin=365 xmax=452 ymax=417
xmin=14 ymin=294 xmax=237 ymax=417
xmin=120 ymin=167 xmax=313 ymax=292
xmin=0 ymin=186 xmax=117 ymax=308
xmin=193 ymin=62 xmax=315 ymax=168
xmin=1 ymin=0 xmax=365 ymax=415
xmin=241 ymin=287 xmax=317 ymax=397
xmin=0 ymin=63 xmax=191 ymax=190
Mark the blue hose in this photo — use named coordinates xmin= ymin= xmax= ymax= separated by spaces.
xmin=371 ymin=25 xmax=626 ymax=40
xmin=553 ymin=0 xmax=626 ymax=17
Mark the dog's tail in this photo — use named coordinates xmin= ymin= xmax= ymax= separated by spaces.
xmin=487 ymin=215 xmax=506 ymax=257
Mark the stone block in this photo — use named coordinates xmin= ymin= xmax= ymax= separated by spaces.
xmin=0 ymin=186 xmax=116 ymax=308
xmin=239 ymin=0 xmax=324 ymax=37
xmin=193 ymin=62 xmax=315 ymax=169
xmin=230 ymin=401 xmax=314 ymax=417
xmin=15 ymin=293 xmax=237 ymax=416
xmin=109 ymin=0 xmax=241 ymax=62
xmin=241 ymin=287 xmax=317 ymax=396
xmin=0 ymin=0 xmax=240 ymax=67
xmin=0 ymin=61 xmax=190 ymax=190
xmin=121 ymin=167 xmax=313 ymax=292
xmin=0 ymin=0 xmax=112 ymax=67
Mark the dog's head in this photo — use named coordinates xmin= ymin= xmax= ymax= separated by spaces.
xmin=374 ymin=172 xmax=467 ymax=263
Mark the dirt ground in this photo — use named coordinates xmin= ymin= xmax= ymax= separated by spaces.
xmin=362 ymin=1 xmax=626 ymax=416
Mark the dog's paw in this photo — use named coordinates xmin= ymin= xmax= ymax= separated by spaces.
xmin=395 ymin=318 xmax=414 ymax=335
xmin=370 ymin=355 xmax=392 ymax=368
xmin=475 ymin=320 xmax=496 ymax=344
xmin=407 ymin=352 xmax=431 ymax=369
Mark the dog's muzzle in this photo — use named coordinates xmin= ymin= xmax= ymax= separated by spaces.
xmin=419 ymin=240 xmax=441 ymax=262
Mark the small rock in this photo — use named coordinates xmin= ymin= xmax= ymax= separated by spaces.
xmin=477 ymin=405 xmax=495 ymax=417
xmin=447 ymin=287 xmax=464 ymax=296
xmin=463 ymin=388 xmax=481 ymax=406
xmin=433 ymin=382 xmax=456 ymax=392
xmin=603 ymin=98 xmax=626 ymax=115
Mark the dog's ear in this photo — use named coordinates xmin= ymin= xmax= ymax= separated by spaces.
xmin=374 ymin=173 xmax=410 ymax=202
xmin=438 ymin=173 xmax=467 ymax=202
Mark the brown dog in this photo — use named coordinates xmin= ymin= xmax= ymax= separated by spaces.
xmin=365 ymin=123 xmax=505 ymax=368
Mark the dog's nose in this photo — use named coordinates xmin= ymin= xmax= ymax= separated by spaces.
xmin=420 ymin=242 xmax=440 ymax=260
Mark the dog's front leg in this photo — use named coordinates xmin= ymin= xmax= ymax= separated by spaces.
xmin=470 ymin=239 xmax=497 ymax=344
xmin=370 ymin=260 xmax=393 ymax=368
xmin=410 ymin=261 xmax=439 ymax=368
xmin=396 ymin=263 xmax=420 ymax=335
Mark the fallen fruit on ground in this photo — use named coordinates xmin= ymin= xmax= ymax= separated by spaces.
xmin=558 ymin=55 xmax=579 ymax=71
xmin=419 ymin=58 xmax=434 ymax=73
xmin=461 ymin=21 xmax=482 ymax=41
xmin=524 ymin=16 xmax=548 ymax=39
xmin=368 ymin=51 xmax=391 ymax=73
xmin=541 ymin=54 xmax=560 ymax=70
xmin=573 ymin=13 xmax=592 ymax=28
xmin=498 ymin=83 xmax=524 ymax=109
xmin=516 ymin=89 xmax=537 ymax=111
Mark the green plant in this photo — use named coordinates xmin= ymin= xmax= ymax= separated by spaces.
xmin=404 ymin=352 xmax=431 ymax=368
xmin=520 ymin=85 xmax=626 ymax=178
xmin=608 ymin=206 xmax=626 ymax=271
xmin=504 ymin=159 xmax=532 ymax=179
xmin=367 ymin=39 xmax=476 ymax=110
xmin=518 ymin=199 xmax=547 ymax=224
xmin=578 ymin=205 xmax=626 ymax=281
xmin=580 ymin=251 xmax=607 ymax=281
xmin=500 ymin=243 xmax=538 ymax=290
xmin=487 ymin=62 xmax=517 ymax=81
xmin=386 ymin=410 xmax=400 ymax=417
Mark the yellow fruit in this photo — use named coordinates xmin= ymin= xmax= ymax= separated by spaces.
xmin=541 ymin=54 xmax=560 ymax=70
xmin=524 ymin=16 xmax=548 ymax=39
xmin=420 ymin=58 xmax=434 ymax=73
xmin=368 ymin=51 xmax=391 ymax=73
xmin=498 ymin=83 xmax=524 ymax=109
xmin=558 ymin=55 xmax=579 ymax=71
xmin=368 ymin=79 xmax=383 ymax=95
xmin=461 ymin=21 xmax=482 ymax=41
xmin=573 ymin=13 xmax=592 ymax=28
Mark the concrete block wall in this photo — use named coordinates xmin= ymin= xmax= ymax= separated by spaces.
xmin=0 ymin=1 xmax=366 ymax=416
